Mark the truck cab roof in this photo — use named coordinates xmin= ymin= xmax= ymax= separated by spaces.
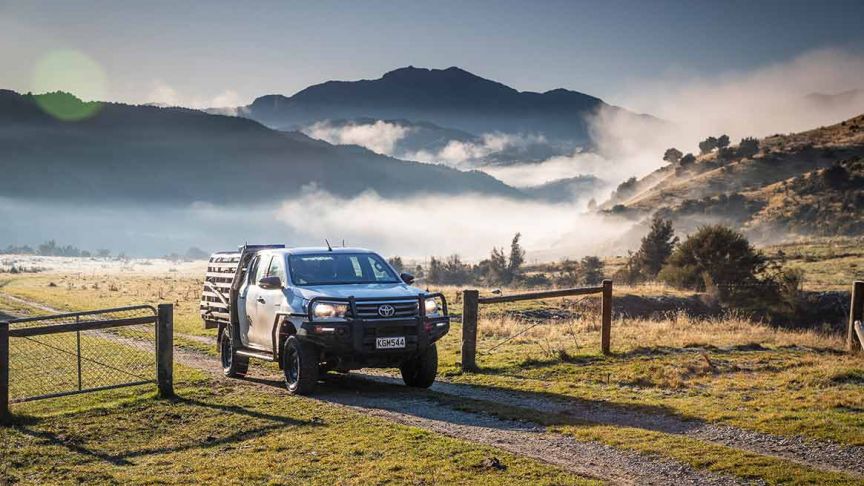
xmin=274 ymin=247 xmax=378 ymax=256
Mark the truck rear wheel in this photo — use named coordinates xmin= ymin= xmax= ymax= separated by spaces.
xmin=400 ymin=344 xmax=438 ymax=388
xmin=220 ymin=329 xmax=249 ymax=378
xmin=283 ymin=336 xmax=319 ymax=394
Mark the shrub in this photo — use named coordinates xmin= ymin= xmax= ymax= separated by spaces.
xmin=659 ymin=225 xmax=765 ymax=291
xmin=663 ymin=147 xmax=683 ymax=165
xmin=699 ymin=136 xmax=718 ymax=155
xmin=579 ymin=256 xmax=604 ymax=285
xmin=737 ymin=137 xmax=760 ymax=158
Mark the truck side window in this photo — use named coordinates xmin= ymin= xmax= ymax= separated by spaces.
xmin=247 ymin=256 xmax=260 ymax=285
xmin=255 ymin=255 xmax=271 ymax=284
xmin=267 ymin=256 xmax=287 ymax=283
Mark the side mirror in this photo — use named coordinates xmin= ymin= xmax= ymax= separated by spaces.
xmin=258 ymin=275 xmax=282 ymax=289
xmin=400 ymin=272 xmax=415 ymax=285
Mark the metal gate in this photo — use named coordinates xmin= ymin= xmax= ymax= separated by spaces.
xmin=0 ymin=304 xmax=174 ymax=421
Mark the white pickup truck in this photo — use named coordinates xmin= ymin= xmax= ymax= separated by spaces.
xmin=199 ymin=244 xmax=450 ymax=394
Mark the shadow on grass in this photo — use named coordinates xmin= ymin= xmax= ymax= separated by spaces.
xmin=12 ymin=395 xmax=320 ymax=467
xmin=243 ymin=371 xmax=711 ymax=437
xmin=330 ymin=371 xmax=722 ymax=439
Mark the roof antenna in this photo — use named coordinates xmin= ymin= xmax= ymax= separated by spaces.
xmin=325 ymin=239 xmax=333 ymax=251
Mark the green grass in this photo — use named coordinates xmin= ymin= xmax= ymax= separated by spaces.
xmin=1 ymin=367 xmax=595 ymax=485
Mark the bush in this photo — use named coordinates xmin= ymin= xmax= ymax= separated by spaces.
xmin=579 ymin=256 xmax=604 ymax=285
xmin=737 ymin=137 xmax=760 ymax=158
xmin=663 ymin=147 xmax=683 ymax=164
xmin=659 ymin=225 xmax=764 ymax=291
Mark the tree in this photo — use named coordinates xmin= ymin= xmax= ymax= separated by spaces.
xmin=632 ymin=215 xmax=678 ymax=279
xmin=663 ymin=147 xmax=683 ymax=165
xmin=486 ymin=246 xmax=509 ymax=285
xmin=507 ymin=233 xmax=526 ymax=278
xmin=737 ymin=137 xmax=760 ymax=158
xmin=698 ymin=136 xmax=718 ymax=155
xmin=716 ymin=134 xmax=730 ymax=149
xmin=579 ymin=256 xmax=604 ymax=285
xmin=659 ymin=225 xmax=765 ymax=291
xmin=388 ymin=256 xmax=404 ymax=272
xmin=679 ymin=153 xmax=696 ymax=166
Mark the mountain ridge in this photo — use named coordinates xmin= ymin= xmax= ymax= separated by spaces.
xmin=229 ymin=66 xmax=643 ymax=145
xmin=0 ymin=90 xmax=524 ymax=204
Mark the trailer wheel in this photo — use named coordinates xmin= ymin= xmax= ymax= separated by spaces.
xmin=283 ymin=336 xmax=319 ymax=394
xmin=220 ymin=329 xmax=249 ymax=378
xmin=400 ymin=344 xmax=438 ymax=388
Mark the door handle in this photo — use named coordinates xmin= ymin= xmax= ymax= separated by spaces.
xmin=256 ymin=297 xmax=266 ymax=304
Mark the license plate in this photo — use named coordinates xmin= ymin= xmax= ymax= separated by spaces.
xmin=376 ymin=336 xmax=406 ymax=349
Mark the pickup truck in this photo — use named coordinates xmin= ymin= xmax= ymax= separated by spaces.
xmin=199 ymin=244 xmax=450 ymax=394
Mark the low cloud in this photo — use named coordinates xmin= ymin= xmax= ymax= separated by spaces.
xmin=302 ymin=120 xmax=412 ymax=155
xmin=145 ymin=81 xmax=243 ymax=109
xmin=276 ymin=188 xmax=630 ymax=260
xmin=596 ymin=48 xmax=864 ymax=172
xmin=409 ymin=133 xmax=548 ymax=167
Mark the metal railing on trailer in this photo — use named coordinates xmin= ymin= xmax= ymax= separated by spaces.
xmin=0 ymin=304 xmax=174 ymax=423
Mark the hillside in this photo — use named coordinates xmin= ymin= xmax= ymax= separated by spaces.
xmin=605 ymin=114 xmax=864 ymax=238
xmin=747 ymin=156 xmax=864 ymax=236
xmin=230 ymin=66 xmax=654 ymax=146
xmin=0 ymin=90 xmax=522 ymax=204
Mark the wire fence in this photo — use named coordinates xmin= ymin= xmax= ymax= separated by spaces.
xmin=477 ymin=294 xmax=601 ymax=356
xmin=4 ymin=306 xmax=157 ymax=402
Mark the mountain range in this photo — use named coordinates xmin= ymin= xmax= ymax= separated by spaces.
xmin=0 ymin=90 xmax=521 ymax=204
xmin=222 ymin=66 xmax=655 ymax=148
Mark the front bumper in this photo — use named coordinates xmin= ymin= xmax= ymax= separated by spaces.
xmin=297 ymin=293 xmax=450 ymax=358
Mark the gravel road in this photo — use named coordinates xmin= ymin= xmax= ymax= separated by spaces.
xmin=356 ymin=371 xmax=864 ymax=477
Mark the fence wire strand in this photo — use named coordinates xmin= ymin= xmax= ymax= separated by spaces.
xmin=477 ymin=294 xmax=601 ymax=356
xmin=6 ymin=306 xmax=156 ymax=402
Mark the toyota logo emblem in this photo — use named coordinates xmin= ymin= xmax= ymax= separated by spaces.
xmin=378 ymin=304 xmax=396 ymax=317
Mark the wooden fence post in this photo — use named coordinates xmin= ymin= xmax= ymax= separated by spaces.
xmin=461 ymin=290 xmax=479 ymax=372
xmin=601 ymin=279 xmax=612 ymax=355
xmin=0 ymin=321 xmax=9 ymax=424
xmin=156 ymin=304 xmax=174 ymax=398
xmin=848 ymin=281 xmax=864 ymax=353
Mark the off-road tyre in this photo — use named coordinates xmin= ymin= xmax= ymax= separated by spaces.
xmin=400 ymin=343 xmax=438 ymax=388
xmin=283 ymin=336 xmax=320 ymax=395
xmin=220 ymin=328 xmax=249 ymax=378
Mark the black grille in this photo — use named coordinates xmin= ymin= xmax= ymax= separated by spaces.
xmin=354 ymin=300 xmax=419 ymax=319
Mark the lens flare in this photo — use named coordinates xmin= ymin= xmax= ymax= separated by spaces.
xmin=31 ymin=49 xmax=106 ymax=121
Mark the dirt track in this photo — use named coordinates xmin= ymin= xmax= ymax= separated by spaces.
xmin=3 ymin=292 xmax=862 ymax=484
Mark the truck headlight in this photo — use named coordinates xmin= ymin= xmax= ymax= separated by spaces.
xmin=312 ymin=302 xmax=349 ymax=319
xmin=424 ymin=298 xmax=438 ymax=315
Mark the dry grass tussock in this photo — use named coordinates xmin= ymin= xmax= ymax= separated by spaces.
xmin=476 ymin=311 xmax=845 ymax=354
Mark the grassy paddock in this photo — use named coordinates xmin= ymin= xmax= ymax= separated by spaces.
xmin=0 ymin=367 xmax=595 ymax=485
xmin=433 ymin=311 xmax=863 ymax=446
xmin=1 ymin=261 xmax=863 ymax=484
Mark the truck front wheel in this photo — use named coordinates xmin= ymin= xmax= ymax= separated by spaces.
xmin=220 ymin=329 xmax=249 ymax=378
xmin=400 ymin=344 xmax=438 ymax=388
xmin=283 ymin=336 xmax=319 ymax=394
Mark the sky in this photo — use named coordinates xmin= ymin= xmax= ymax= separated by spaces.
xmin=2 ymin=0 xmax=863 ymax=109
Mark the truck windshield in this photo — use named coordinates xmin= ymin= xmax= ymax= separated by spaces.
xmin=288 ymin=253 xmax=400 ymax=286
